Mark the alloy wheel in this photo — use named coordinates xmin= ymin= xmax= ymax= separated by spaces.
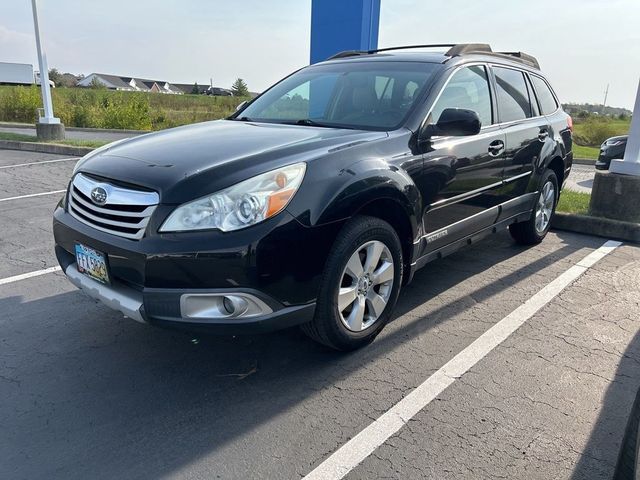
xmin=337 ymin=240 xmax=394 ymax=332
xmin=535 ymin=180 xmax=555 ymax=234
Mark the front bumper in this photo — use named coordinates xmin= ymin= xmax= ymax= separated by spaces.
xmin=61 ymin=261 xmax=315 ymax=333
xmin=596 ymin=154 xmax=612 ymax=170
xmin=53 ymin=205 xmax=340 ymax=333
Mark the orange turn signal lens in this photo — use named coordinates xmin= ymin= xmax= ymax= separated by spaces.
xmin=266 ymin=188 xmax=296 ymax=218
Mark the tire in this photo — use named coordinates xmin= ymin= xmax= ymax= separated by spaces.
xmin=301 ymin=215 xmax=403 ymax=351
xmin=509 ymin=168 xmax=559 ymax=245
xmin=614 ymin=389 xmax=640 ymax=480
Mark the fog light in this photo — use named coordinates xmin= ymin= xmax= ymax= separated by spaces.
xmin=222 ymin=296 xmax=235 ymax=315
xmin=180 ymin=292 xmax=273 ymax=321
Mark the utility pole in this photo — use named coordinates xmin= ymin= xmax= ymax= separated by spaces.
xmin=603 ymin=83 xmax=609 ymax=108
xmin=30 ymin=0 xmax=65 ymax=140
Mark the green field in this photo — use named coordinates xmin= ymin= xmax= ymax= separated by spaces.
xmin=569 ymin=115 xmax=630 ymax=160
xmin=572 ymin=144 xmax=599 ymax=160
xmin=0 ymin=86 xmax=247 ymax=131
xmin=557 ymin=190 xmax=591 ymax=215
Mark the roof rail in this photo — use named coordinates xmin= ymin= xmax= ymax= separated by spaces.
xmin=444 ymin=43 xmax=492 ymax=56
xmin=328 ymin=50 xmax=371 ymax=59
xmin=327 ymin=43 xmax=493 ymax=60
xmin=325 ymin=43 xmax=540 ymax=69
xmin=495 ymin=51 xmax=540 ymax=69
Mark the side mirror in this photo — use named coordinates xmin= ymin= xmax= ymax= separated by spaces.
xmin=235 ymin=100 xmax=248 ymax=112
xmin=422 ymin=108 xmax=481 ymax=139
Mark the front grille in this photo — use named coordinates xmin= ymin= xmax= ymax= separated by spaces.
xmin=68 ymin=173 xmax=159 ymax=240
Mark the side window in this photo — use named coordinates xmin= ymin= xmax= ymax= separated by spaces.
xmin=530 ymin=75 xmax=559 ymax=115
xmin=430 ymin=65 xmax=492 ymax=127
xmin=493 ymin=67 xmax=533 ymax=122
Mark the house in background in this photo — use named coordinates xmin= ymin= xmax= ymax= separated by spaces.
xmin=77 ymin=73 xmax=184 ymax=94
xmin=77 ymin=73 xmax=233 ymax=95
xmin=173 ymin=83 xmax=210 ymax=95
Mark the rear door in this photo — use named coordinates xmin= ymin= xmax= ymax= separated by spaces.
xmin=492 ymin=66 xmax=551 ymax=207
xmin=419 ymin=64 xmax=506 ymax=253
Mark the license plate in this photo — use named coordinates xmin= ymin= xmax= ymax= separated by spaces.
xmin=75 ymin=243 xmax=110 ymax=284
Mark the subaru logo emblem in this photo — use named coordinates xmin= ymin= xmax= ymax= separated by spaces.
xmin=90 ymin=186 xmax=108 ymax=205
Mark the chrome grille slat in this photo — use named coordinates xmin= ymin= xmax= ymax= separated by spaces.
xmin=68 ymin=173 xmax=159 ymax=240
xmin=70 ymin=189 xmax=154 ymax=218
xmin=70 ymin=198 xmax=150 ymax=229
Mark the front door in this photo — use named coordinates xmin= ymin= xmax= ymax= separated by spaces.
xmin=418 ymin=65 xmax=506 ymax=254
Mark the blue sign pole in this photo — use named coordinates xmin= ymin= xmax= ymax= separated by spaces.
xmin=310 ymin=0 xmax=381 ymax=64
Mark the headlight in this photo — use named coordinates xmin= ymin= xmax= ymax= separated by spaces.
xmin=607 ymin=140 xmax=623 ymax=146
xmin=159 ymin=162 xmax=306 ymax=233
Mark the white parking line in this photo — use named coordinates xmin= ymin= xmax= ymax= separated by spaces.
xmin=0 ymin=157 xmax=77 ymax=170
xmin=0 ymin=189 xmax=66 ymax=203
xmin=304 ymin=239 xmax=622 ymax=480
xmin=0 ymin=266 xmax=62 ymax=286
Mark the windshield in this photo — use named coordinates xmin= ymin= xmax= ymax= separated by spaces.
xmin=237 ymin=61 xmax=441 ymax=130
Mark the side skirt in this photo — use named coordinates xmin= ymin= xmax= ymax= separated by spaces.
xmin=407 ymin=210 xmax=532 ymax=281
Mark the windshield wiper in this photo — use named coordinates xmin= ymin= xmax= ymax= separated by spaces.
xmin=233 ymin=116 xmax=254 ymax=122
xmin=291 ymin=119 xmax=336 ymax=128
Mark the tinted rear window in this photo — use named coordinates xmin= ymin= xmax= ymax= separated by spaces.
xmin=530 ymin=75 xmax=558 ymax=115
xmin=493 ymin=67 xmax=533 ymax=122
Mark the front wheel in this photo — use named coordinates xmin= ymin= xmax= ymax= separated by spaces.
xmin=301 ymin=216 xmax=403 ymax=351
xmin=509 ymin=169 xmax=559 ymax=245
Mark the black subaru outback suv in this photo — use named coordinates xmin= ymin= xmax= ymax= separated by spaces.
xmin=53 ymin=44 xmax=573 ymax=350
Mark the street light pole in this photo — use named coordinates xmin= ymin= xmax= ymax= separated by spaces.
xmin=30 ymin=0 xmax=65 ymax=139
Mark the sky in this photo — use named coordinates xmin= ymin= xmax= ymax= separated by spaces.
xmin=1 ymin=0 xmax=639 ymax=109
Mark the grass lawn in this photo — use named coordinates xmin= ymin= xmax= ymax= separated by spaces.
xmin=557 ymin=190 xmax=590 ymax=215
xmin=0 ymin=131 xmax=108 ymax=149
xmin=0 ymin=85 xmax=246 ymax=131
xmin=573 ymin=144 xmax=599 ymax=161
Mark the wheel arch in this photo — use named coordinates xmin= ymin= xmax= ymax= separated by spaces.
xmin=355 ymin=197 xmax=416 ymax=275
xmin=547 ymin=155 xmax=566 ymax=187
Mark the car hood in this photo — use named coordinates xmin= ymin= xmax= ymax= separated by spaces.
xmin=605 ymin=135 xmax=628 ymax=144
xmin=76 ymin=120 xmax=388 ymax=204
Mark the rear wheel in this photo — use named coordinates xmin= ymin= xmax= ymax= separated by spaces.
xmin=509 ymin=169 xmax=558 ymax=245
xmin=301 ymin=216 xmax=403 ymax=351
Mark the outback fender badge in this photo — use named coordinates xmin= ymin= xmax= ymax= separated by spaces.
xmin=426 ymin=229 xmax=448 ymax=244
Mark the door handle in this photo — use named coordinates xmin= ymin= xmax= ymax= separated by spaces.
xmin=538 ymin=130 xmax=549 ymax=141
xmin=488 ymin=140 xmax=504 ymax=156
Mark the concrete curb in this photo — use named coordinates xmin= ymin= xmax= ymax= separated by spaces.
xmin=574 ymin=158 xmax=596 ymax=165
xmin=552 ymin=212 xmax=640 ymax=243
xmin=0 ymin=121 xmax=146 ymax=135
xmin=0 ymin=140 xmax=91 ymax=157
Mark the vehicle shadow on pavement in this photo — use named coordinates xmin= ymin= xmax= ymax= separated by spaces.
xmin=0 ymin=233 xmax=603 ymax=479
xmin=570 ymin=331 xmax=640 ymax=480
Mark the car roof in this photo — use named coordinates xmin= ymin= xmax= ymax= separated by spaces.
xmin=315 ymin=44 xmax=542 ymax=74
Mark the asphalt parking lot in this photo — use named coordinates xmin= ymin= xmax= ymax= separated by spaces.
xmin=1 ymin=150 xmax=639 ymax=480
xmin=564 ymin=163 xmax=596 ymax=193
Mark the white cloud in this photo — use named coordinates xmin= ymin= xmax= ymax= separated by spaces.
xmin=0 ymin=25 xmax=36 ymax=65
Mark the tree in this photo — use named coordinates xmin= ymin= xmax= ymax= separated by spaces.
xmin=231 ymin=78 xmax=249 ymax=97
xmin=48 ymin=68 xmax=62 ymax=87
xmin=191 ymin=82 xmax=200 ymax=95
